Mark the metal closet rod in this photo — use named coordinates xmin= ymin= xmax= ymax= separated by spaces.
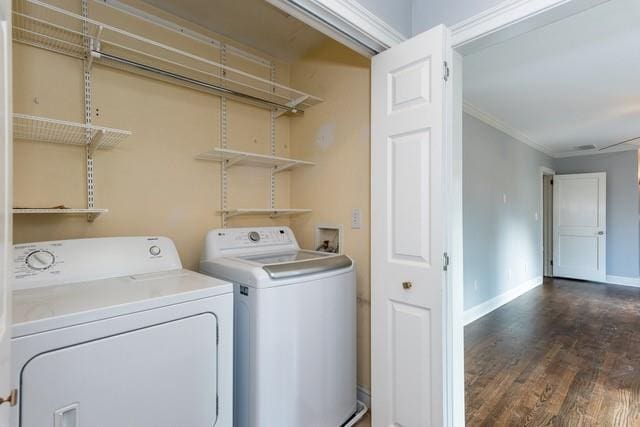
xmin=93 ymin=50 xmax=301 ymax=113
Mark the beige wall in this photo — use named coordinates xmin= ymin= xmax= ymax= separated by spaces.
xmin=289 ymin=41 xmax=372 ymax=389
xmin=13 ymin=0 xmax=292 ymax=271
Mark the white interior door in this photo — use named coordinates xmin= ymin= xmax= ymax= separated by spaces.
xmin=0 ymin=0 xmax=12 ymax=422
xmin=553 ymin=173 xmax=606 ymax=282
xmin=371 ymin=24 xmax=450 ymax=427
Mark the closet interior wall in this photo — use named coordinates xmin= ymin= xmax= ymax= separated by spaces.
xmin=12 ymin=0 xmax=292 ymax=269
xmin=289 ymin=41 xmax=371 ymax=391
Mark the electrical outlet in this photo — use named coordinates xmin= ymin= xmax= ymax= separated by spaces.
xmin=351 ymin=208 xmax=362 ymax=229
xmin=534 ymin=212 xmax=539 ymax=221
xmin=503 ymin=193 xmax=507 ymax=204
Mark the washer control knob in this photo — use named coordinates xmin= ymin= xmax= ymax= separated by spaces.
xmin=248 ymin=231 xmax=260 ymax=242
xmin=25 ymin=250 xmax=55 ymax=271
xmin=149 ymin=245 xmax=161 ymax=256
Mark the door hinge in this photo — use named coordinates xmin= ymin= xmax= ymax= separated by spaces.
xmin=550 ymin=260 xmax=553 ymax=266
xmin=216 ymin=323 xmax=219 ymax=345
xmin=216 ymin=394 xmax=219 ymax=414
xmin=550 ymin=179 xmax=553 ymax=185
xmin=443 ymin=252 xmax=450 ymax=271
xmin=443 ymin=61 xmax=450 ymax=82
xmin=0 ymin=389 xmax=17 ymax=407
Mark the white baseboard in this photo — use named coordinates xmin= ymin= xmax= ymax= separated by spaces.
xmin=357 ymin=385 xmax=371 ymax=407
xmin=464 ymin=276 xmax=543 ymax=325
xmin=605 ymin=275 xmax=640 ymax=288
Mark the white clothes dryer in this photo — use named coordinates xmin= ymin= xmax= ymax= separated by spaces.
xmin=11 ymin=236 xmax=233 ymax=427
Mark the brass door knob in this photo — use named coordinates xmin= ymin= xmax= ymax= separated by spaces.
xmin=402 ymin=281 xmax=412 ymax=290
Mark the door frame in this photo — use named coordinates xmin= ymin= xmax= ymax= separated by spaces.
xmin=0 ymin=0 xmax=12 ymax=420
xmin=540 ymin=167 xmax=556 ymax=277
xmin=266 ymin=0 xmax=611 ymax=58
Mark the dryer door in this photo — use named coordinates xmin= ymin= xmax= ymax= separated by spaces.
xmin=19 ymin=313 xmax=218 ymax=427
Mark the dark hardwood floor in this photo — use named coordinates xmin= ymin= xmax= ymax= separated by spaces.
xmin=465 ymin=278 xmax=640 ymax=426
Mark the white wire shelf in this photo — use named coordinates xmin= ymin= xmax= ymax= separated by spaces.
xmin=14 ymin=114 xmax=131 ymax=154
xmin=12 ymin=0 xmax=323 ymax=114
xmin=13 ymin=208 xmax=108 ymax=220
xmin=196 ymin=148 xmax=314 ymax=173
xmin=222 ymin=208 xmax=312 ymax=218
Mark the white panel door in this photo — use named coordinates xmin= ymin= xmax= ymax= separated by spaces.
xmin=553 ymin=173 xmax=606 ymax=282
xmin=371 ymin=25 xmax=450 ymax=427
xmin=0 ymin=0 xmax=12 ymax=423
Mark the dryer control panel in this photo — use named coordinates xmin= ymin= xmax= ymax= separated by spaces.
xmin=13 ymin=236 xmax=182 ymax=290
xmin=202 ymin=227 xmax=299 ymax=259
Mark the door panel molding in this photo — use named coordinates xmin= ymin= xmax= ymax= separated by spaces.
xmin=553 ymin=172 xmax=606 ymax=282
xmin=371 ymin=24 xmax=450 ymax=427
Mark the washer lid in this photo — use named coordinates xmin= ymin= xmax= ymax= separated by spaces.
xmin=238 ymin=249 xmax=331 ymax=264
xmin=12 ymin=269 xmax=232 ymax=337
xmin=258 ymin=254 xmax=353 ymax=279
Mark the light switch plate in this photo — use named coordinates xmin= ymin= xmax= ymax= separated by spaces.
xmin=351 ymin=208 xmax=362 ymax=229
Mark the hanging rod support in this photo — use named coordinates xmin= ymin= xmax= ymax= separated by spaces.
xmin=86 ymin=26 xmax=103 ymax=68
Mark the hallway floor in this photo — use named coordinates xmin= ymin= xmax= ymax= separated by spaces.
xmin=465 ymin=278 xmax=640 ymax=426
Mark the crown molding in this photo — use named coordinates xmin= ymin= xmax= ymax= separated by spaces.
xmin=462 ymin=100 xmax=554 ymax=156
xmin=451 ymin=0 xmax=609 ymax=53
xmin=451 ymin=0 xmax=572 ymax=47
xmin=464 ymin=101 xmax=640 ymax=159
xmin=553 ymin=143 xmax=639 ymax=158
xmin=265 ymin=0 xmax=407 ymax=57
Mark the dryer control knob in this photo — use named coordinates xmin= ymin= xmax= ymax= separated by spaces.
xmin=248 ymin=231 xmax=260 ymax=242
xmin=25 ymin=250 xmax=55 ymax=271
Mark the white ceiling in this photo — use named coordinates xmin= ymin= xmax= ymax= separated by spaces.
xmin=140 ymin=0 xmax=328 ymax=62
xmin=463 ymin=0 xmax=640 ymax=158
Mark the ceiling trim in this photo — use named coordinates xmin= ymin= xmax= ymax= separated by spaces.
xmin=452 ymin=0 xmax=572 ymax=46
xmin=463 ymin=100 xmax=554 ymax=156
xmin=450 ymin=0 xmax=609 ymax=52
xmin=553 ymin=144 xmax=639 ymax=158
xmin=464 ymin=101 xmax=640 ymax=159
xmin=264 ymin=0 xmax=406 ymax=57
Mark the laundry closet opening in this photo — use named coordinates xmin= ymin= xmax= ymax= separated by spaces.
xmin=12 ymin=0 xmax=372 ymax=421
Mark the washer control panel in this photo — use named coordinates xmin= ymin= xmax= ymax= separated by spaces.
xmin=221 ymin=228 xmax=293 ymax=247
xmin=13 ymin=236 xmax=182 ymax=290
xmin=202 ymin=227 xmax=298 ymax=259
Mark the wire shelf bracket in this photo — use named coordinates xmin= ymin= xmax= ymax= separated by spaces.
xmin=195 ymin=148 xmax=314 ymax=173
xmin=13 ymin=114 xmax=131 ymax=152
xmin=221 ymin=208 xmax=312 ymax=219
xmin=13 ymin=208 xmax=108 ymax=221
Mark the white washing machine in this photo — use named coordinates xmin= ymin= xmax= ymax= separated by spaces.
xmin=200 ymin=227 xmax=361 ymax=427
xmin=11 ymin=236 xmax=233 ymax=427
